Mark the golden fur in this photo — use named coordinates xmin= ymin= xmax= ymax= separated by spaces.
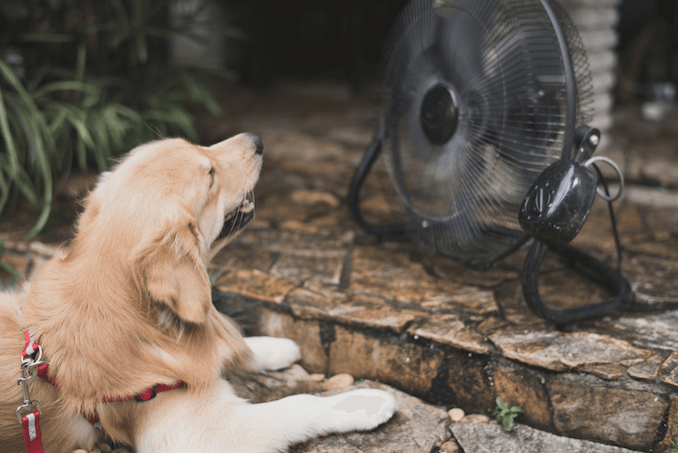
xmin=0 ymin=134 xmax=397 ymax=453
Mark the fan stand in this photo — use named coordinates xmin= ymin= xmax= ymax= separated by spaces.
xmin=349 ymin=127 xmax=634 ymax=329
xmin=519 ymin=0 xmax=633 ymax=328
xmin=519 ymin=125 xmax=634 ymax=329
xmin=522 ymin=241 xmax=633 ymax=330
xmin=348 ymin=129 xmax=407 ymax=238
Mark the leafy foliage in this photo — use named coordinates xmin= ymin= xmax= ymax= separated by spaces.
xmin=492 ymin=397 xmax=524 ymax=432
xmin=0 ymin=0 xmax=232 ymax=239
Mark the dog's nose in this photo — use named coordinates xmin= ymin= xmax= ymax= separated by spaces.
xmin=247 ymin=133 xmax=264 ymax=155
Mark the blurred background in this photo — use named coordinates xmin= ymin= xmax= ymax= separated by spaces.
xmin=0 ymin=0 xmax=676 ymax=239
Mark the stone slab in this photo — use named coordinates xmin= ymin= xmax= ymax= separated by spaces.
xmin=286 ymin=281 xmax=423 ymax=334
xmin=235 ymin=228 xmax=354 ymax=259
xmin=216 ymin=268 xmax=299 ymax=305
xmin=328 ymin=325 xmax=445 ymax=398
xmin=623 ymin=255 xmax=678 ymax=308
xmin=602 ymin=311 xmax=678 ymax=352
xmin=351 ymin=245 xmax=499 ymax=316
xmin=251 ymin=309 xmax=329 ymax=374
xmin=269 ymin=254 xmax=345 ymax=285
xmin=627 ymin=355 xmax=664 ymax=382
xmin=660 ymin=352 xmax=678 ymax=389
xmin=547 ymin=379 xmax=668 ymax=450
xmin=407 ymin=314 xmax=490 ymax=354
xmin=655 ymin=395 xmax=678 ymax=453
xmin=491 ymin=362 xmax=553 ymax=431
xmin=440 ymin=351 xmax=496 ymax=415
xmin=489 ymin=331 xmax=652 ymax=373
xmin=451 ymin=423 xmax=643 ymax=453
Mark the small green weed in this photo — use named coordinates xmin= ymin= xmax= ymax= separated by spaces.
xmin=492 ymin=397 xmax=523 ymax=432
xmin=664 ymin=440 xmax=678 ymax=453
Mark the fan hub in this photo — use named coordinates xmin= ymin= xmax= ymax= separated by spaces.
xmin=420 ymin=84 xmax=458 ymax=145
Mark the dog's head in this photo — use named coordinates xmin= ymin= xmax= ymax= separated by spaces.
xmin=77 ymin=133 xmax=263 ymax=325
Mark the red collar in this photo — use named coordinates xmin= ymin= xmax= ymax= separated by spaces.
xmin=17 ymin=329 xmax=187 ymax=453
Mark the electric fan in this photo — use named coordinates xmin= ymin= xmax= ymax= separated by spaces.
xmin=348 ymin=0 xmax=633 ymax=326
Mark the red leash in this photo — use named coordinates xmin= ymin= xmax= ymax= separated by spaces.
xmin=17 ymin=329 xmax=187 ymax=452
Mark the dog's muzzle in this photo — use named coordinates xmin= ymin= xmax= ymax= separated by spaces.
xmin=217 ymin=194 xmax=255 ymax=240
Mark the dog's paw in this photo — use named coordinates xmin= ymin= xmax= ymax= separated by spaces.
xmin=325 ymin=389 xmax=399 ymax=433
xmin=245 ymin=336 xmax=302 ymax=372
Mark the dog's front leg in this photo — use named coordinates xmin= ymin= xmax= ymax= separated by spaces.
xmin=244 ymin=336 xmax=302 ymax=372
xmin=133 ymin=381 xmax=398 ymax=453
xmin=228 ymin=388 xmax=399 ymax=451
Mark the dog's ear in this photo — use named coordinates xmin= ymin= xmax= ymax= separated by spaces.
xmin=136 ymin=219 xmax=211 ymax=324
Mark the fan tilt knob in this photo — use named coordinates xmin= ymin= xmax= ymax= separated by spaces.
xmin=420 ymin=84 xmax=458 ymax=145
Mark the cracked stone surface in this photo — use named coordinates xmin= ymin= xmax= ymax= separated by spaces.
xmin=661 ymin=352 xmax=678 ymax=389
xmin=546 ymin=379 xmax=668 ymax=449
xmin=408 ymin=314 xmax=491 ymax=354
xmin=2 ymin=81 xmax=678 ymax=452
xmin=656 ymin=396 xmax=678 ymax=453
xmin=489 ymin=331 xmax=652 ymax=371
xmin=452 ymin=423 xmax=644 ymax=453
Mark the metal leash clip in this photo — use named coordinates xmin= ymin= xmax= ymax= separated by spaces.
xmin=16 ymin=344 xmax=44 ymax=424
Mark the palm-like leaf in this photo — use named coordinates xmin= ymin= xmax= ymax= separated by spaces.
xmin=0 ymin=0 xmax=234 ymax=238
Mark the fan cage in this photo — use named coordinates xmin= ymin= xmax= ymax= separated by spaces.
xmin=372 ymin=0 xmax=593 ymax=267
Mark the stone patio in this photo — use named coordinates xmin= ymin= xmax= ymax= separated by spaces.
xmin=1 ymin=80 xmax=678 ymax=452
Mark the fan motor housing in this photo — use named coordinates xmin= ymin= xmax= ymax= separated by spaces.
xmin=420 ymin=84 xmax=458 ymax=145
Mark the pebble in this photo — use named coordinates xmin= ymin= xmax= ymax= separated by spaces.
xmin=290 ymin=190 xmax=341 ymax=208
xmin=322 ymin=373 xmax=354 ymax=390
xmin=439 ymin=439 xmax=460 ymax=453
xmin=459 ymin=413 xmax=491 ymax=424
xmin=279 ymin=220 xmax=319 ymax=233
xmin=310 ymin=373 xmax=326 ymax=382
xmin=98 ymin=444 xmax=112 ymax=453
xmin=448 ymin=408 xmax=465 ymax=422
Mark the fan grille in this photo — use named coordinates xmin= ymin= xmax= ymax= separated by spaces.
xmin=377 ymin=0 xmax=593 ymax=267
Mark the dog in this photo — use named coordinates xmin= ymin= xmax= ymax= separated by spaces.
xmin=0 ymin=133 xmax=398 ymax=453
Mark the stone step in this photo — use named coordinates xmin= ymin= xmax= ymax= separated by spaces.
xmin=452 ymin=423 xmax=644 ymax=453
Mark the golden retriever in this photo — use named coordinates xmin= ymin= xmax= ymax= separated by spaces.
xmin=0 ymin=134 xmax=398 ymax=452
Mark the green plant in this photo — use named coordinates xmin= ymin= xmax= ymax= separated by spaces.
xmin=664 ymin=440 xmax=678 ymax=453
xmin=0 ymin=238 xmax=20 ymax=287
xmin=492 ymin=397 xmax=523 ymax=432
xmin=0 ymin=0 xmax=233 ymax=239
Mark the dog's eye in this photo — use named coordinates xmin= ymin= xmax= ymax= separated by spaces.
xmin=209 ymin=168 xmax=215 ymax=187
